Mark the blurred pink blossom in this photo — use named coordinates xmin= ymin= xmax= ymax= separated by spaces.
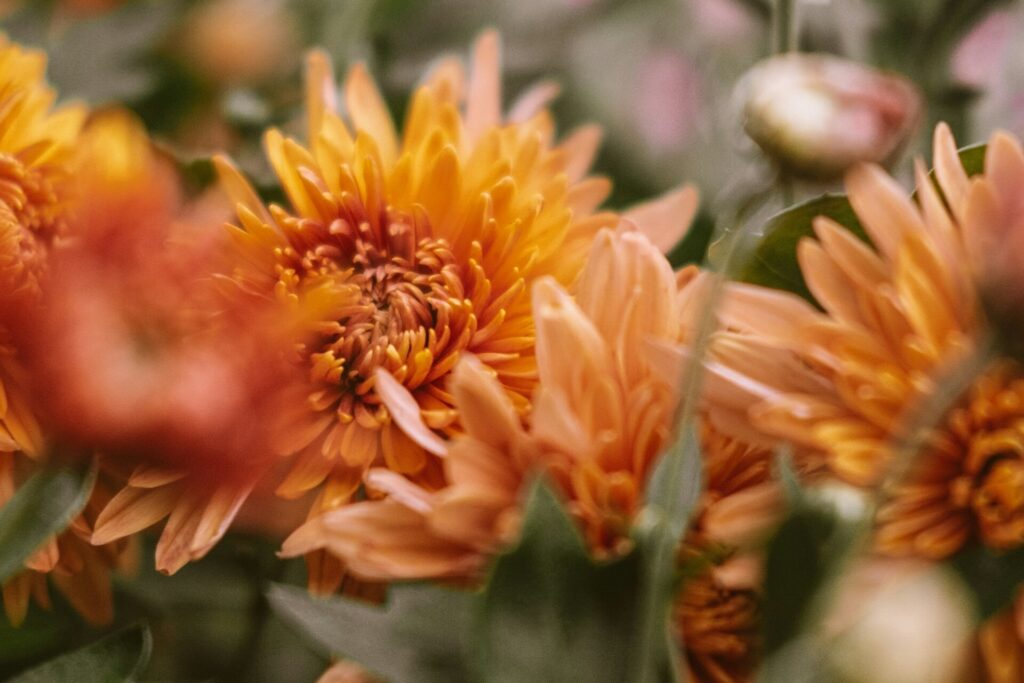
xmin=634 ymin=50 xmax=702 ymax=150
xmin=952 ymin=9 xmax=1014 ymax=89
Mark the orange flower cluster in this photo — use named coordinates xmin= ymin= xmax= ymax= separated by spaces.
xmin=7 ymin=20 xmax=1024 ymax=683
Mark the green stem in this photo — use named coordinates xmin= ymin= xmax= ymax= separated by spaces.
xmin=772 ymin=0 xmax=799 ymax=54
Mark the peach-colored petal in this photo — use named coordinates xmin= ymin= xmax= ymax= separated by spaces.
xmin=846 ymin=162 xmax=926 ymax=261
xmin=344 ymin=62 xmax=398 ymax=165
xmin=374 ymin=369 xmax=448 ymax=457
xmin=508 ymin=80 xmax=560 ymax=124
xmin=933 ymin=122 xmax=969 ymax=219
xmin=449 ymin=355 xmax=522 ymax=450
xmin=92 ymin=485 xmax=179 ymax=546
xmin=622 ymin=184 xmax=698 ymax=253
xmin=559 ymin=124 xmax=603 ymax=184
xmin=465 ymin=30 xmax=501 ymax=145
xmin=305 ymin=49 xmax=338 ymax=144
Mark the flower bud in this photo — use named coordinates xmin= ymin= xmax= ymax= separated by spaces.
xmin=738 ymin=53 xmax=922 ymax=180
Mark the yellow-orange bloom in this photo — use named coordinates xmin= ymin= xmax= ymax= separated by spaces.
xmin=0 ymin=37 xmax=139 ymax=627
xmin=210 ymin=32 xmax=693 ymax=587
xmin=283 ymin=223 xmax=779 ymax=682
xmin=701 ymin=124 xmax=1024 ymax=682
xmin=281 ymin=224 xmax=688 ymax=573
xmin=709 ymin=123 xmax=1024 ymax=561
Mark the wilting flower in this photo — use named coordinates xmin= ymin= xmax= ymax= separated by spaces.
xmin=702 ymin=124 xmax=1024 ymax=678
xmin=214 ymin=32 xmax=693 ymax=587
xmin=739 ymin=53 xmax=921 ymax=180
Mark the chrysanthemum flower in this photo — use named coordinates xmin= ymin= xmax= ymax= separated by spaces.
xmin=708 ymin=123 xmax=1024 ymax=562
xmin=280 ymin=224 xmax=688 ymax=572
xmin=0 ymin=38 xmax=138 ymax=626
xmin=674 ymin=426 xmax=781 ymax=683
xmin=282 ymin=223 xmax=780 ymax=682
xmin=16 ymin=112 xmax=312 ymax=577
xmin=210 ymin=32 xmax=693 ymax=587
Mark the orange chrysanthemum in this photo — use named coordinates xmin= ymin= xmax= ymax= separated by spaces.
xmin=709 ymin=123 xmax=1024 ymax=561
xmin=0 ymin=38 xmax=139 ymax=627
xmin=206 ymin=32 xmax=694 ymax=588
xmin=283 ymin=224 xmax=779 ymax=682
xmin=702 ymin=124 xmax=1024 ymax=682
xmin=52 ymin=114 xmax=309 ymax=576
xmin=280 ymin=224 xmax=689 ymax=574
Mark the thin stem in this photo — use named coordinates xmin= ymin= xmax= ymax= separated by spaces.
xmin=772 ymin=0 xmax=799 ymax=54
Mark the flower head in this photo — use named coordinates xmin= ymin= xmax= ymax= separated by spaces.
xmin=211 ymin=31 xmax=690 ymax=578
xmin=0 ymin=110 xmax=306 ymax=576
xmin=280 ymin=222 xmax=691 ymax=572
xmin=739 ymin=53 xmax=921 ymax=180
xmin=707 ymin=124 xmax=1024 ymax=563
xmin=0 ymin=35 xmax=134 ymax=628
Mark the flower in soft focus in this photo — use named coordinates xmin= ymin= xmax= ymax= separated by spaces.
xmin=215 ymin=32 xmax=691 ymax=589
xmin=739 ymin=53 xmax=922 ymax=180
xmin=282 ymin=221 xmax=782 ymax=682
xmin=703 ymin=124 xmax=1024 ymax=676
xmin=5 ymin=110 xmax=303 ymax=575
xmin=0 ymin=36 xmax=85 ymax=306
xmin=280 ymin=223 xmax=692 ymax=575
xmin=0 ymin=37 xmax=134 ymax=627
xmin=673 ymin=427 xmax=780 ymax=683
xmin=827 ymin=562 xmax=974 ymax=683
xmin=179 ymin=0 xmax=298 ymax=85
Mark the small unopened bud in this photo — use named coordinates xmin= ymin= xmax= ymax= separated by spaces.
xmin=739 ymin=53 xmax=922 ymax=180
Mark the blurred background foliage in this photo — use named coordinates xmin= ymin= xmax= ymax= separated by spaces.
xmin=1 ymin=0 xmax=1022 ymax=680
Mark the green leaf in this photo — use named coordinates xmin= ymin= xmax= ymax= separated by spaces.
xmin=957 ymin=142 xmax=987 ymax=177
xmin=268 ymin=582 xmax=475 ymax=683
xmin=740 ymin=143 xmax=987 ymax=304
xmin=949 ymin=543 xmax=1024 ymax=622
xmin=0 ymin=464 xmax=95 ymax=584
xmin=737 ymin=194 xmax=868 ymax=305
xmin=8 ymin=623 xmax=152 ymax=683
xmin=760 ymin=506 xmax=838 ymax=655
xmin=473 ymin=478 xmax=651 ymax=683
xmin=759 ymin=484 xmax=859 ymax=657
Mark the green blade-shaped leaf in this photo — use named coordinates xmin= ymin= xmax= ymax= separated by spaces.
xmin=0 ymin=464 xmax=96 ymax=584
xmin=268 ymin=582 xmax=474 ymax=683
xmin=738 ymin=194 xmax=868 ymax=305
xmin=957 ymin=142 xmax=987 ymax=176
xmin=473 ymin=478 xmax=651 ymax=683
xmin=8 ymin=623 xmax=152 ymax=683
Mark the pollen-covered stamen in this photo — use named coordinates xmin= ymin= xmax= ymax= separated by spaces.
xmin=275 ymin=206 xmax=478 ymax=428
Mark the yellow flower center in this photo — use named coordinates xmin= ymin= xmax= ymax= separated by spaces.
xmin=277 ymin=206 xmax=475 ymax=430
